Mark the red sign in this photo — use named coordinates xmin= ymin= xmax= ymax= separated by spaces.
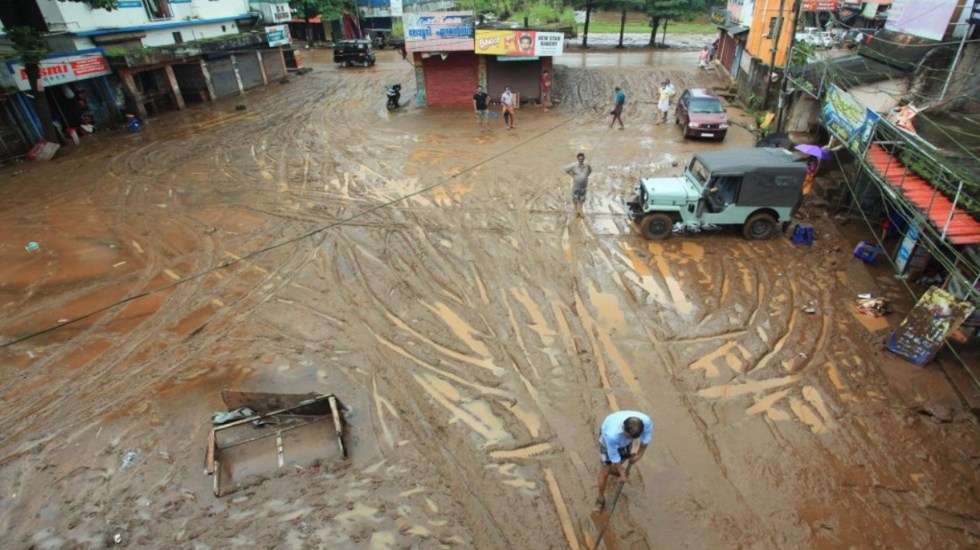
xmin=9 ymin=53 xmax=111 ymax=91
xmin=803 ymin=0 xmax=839 ymax=10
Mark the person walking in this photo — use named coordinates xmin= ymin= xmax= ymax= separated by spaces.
xmin=656 ymin=79 xmax=675 ymax=124
xmin=540 ymin=69 xmax=553 ymax=110
xmin=609 ymin=86 xmax=626 ymax=130
xmin=473 ymin=85 xmax=490 ymax=132
xmin=565 ymin=152 xmax=592 ymax=217
xmin=595 ymin=410 xmax=653 ymax=513
xmin=501 ymin=86 xmax=517 ymax=129
xmin=699 ymin=46 xmax=711 ymax=70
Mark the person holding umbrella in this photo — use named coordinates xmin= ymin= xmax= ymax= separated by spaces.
xmin=794 ymin=144 xmax=830 ymax=196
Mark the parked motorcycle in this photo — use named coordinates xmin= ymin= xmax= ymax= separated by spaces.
xmin=386 ymin=84 xmax=402 ymax=111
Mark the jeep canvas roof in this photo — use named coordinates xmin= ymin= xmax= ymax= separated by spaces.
xmin=694 ymin=148 xmax=806 ymax=176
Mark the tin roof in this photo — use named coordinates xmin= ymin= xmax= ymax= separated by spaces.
xmin=867 ymin=144 xmax=980 ymax=245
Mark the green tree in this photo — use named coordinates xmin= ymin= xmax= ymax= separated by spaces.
xmin=608 ymin=0 xmax=644 ymax=48
xmin=290 ymin=0 xmax=349 ymax=42
xmin=8 ymin=27 xmax=59 ymax=143
xmin=644 ymin=0 xmax=688 ymax=47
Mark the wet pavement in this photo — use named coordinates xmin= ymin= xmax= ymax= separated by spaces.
xmin=1 ymin=49 xmax=978 ymax=549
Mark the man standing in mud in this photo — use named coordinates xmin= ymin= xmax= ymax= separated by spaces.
xmin=595 ymin=410 xmax=653 ymax=513
xmin=565 ymin=152 xmax=592 ymax=217
xmin=473 ymin=85 xmax=490 ymax=132
xmin=609 ymin=86 xmax=626 ymax=129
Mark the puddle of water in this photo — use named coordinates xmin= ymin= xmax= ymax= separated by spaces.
xmin=386 ymin=312 xmax=502 ymax=375
xmin=489 ymin=442 xmax=553 ymax=460
xmin=503 ymin=401 xmax=542 ymax=438
xmin=698 ymin=374 xmax=801 ymax=399
xmin=370 ymin=531 xmax=397 ymax=550
xmin=680 ymin=241 xmax=705 ymax=262
xmin=617 ymin=243 xmax=670 ymax=305
xmin=789 ymin=396 xmax=826 ymax=434
xmin=648 ymin=243 xmax=695 ymax=317
xmin=510 ymin=287 xmax=556 ymax=346
xmin=689 ymin=341 xmax=738 ymax=379
xmin=336 ymin=502 xmax=381 ymax=524
xmin=414 ymin=372 xmax=510 ymax=445
xmin=423 ymin=301 xmax=491 ymax=359
xmin=802 ymin=385 xmax=834 ymax=428
xmin=587 ymin=285 xmax=627 ymax=332
xmin=745 ymin=388 xmax=790 ymax=417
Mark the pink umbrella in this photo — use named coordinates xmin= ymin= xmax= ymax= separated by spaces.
xmin=794 ymin=144 xmax=831 ymax=160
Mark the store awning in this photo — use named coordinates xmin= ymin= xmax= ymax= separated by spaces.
xmin=867 ymin=144 xmax=980 ymax=245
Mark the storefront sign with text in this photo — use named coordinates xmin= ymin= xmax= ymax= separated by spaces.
xmin=7 ymin=53 xmax=111 ymax=92
xmin=475 ymin=30 xmax=564 ymax=56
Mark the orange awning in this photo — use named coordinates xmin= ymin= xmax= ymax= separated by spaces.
xmin=866 ymin=144 xmax=980 ymax=245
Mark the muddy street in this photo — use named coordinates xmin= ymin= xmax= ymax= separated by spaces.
xmin=1 ymin=49 xmax=978 ymax=549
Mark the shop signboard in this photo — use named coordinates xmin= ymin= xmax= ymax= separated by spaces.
xmin=474 ymin=30 xmax=564 ymax=56
xmin=887 ymin=286 xmax=975 ymax=365
xmin=266 ymin=24 xmax=291 ymax=47
xmin=821 ymin=84 xmax=880 ymax=154
xmin=802 ymin=0 xmax=838 ymax=11
xmin=403 ymin=11 xmax=474 ymax=53
xmin=7 ymin=52 xmax=111 ymax=92
xmin=885 ymin=0 xmax=959 ymax=41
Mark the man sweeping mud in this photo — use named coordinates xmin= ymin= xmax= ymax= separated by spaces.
xmin=595 ymin=410 xmax=653 ymax=513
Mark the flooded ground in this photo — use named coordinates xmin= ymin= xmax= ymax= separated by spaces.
xmin=1 ymin=50 xmax=978 ymax=549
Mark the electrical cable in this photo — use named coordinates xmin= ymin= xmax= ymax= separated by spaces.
xmin=0 ymin=115 xmax=575 ymax=349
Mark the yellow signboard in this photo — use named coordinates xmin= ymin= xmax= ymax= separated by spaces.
xmin=474 ymin=29 xmax=564 ymax=56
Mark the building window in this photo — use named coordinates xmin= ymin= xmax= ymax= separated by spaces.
xmin=221 ymin=25 xmax=227 ymax=32
xmin=145 ymin=0 xmax=172 ymax=20
xmin=766 ymin=16 xmax=779 ymax=38
xmin=172 ymin=31 xmax=183 ymax=44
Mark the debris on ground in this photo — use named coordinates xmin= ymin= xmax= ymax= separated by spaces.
xmin=212 ymin=407 xmax=256 ymax=425
xmin=120 ymin=450 xmax=139 ymax=471
xmin=24 ymin=241 xmax=40 ymax=253
xmin=857 ymin=295 xmax=889 ymax=317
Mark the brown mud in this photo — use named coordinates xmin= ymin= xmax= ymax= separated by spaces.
xmin=1 ymin=50 xmax=978 ymax=549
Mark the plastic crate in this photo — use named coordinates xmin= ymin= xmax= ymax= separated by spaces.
xmin=853 ymin=241 xmax=883 ymax=264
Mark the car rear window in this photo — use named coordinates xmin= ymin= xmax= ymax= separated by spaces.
xmin=690 ymin=98 xmax=724 ymax=113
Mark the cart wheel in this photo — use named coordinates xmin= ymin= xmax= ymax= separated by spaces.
xmin=639 ymin=213 xmax=674 ymax=240
xmin=743 ymin=212 xmax=777 ymax=240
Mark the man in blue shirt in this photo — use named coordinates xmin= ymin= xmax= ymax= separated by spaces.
xmin=595 ymin=410 xmax=653 ymax=512
xmin=609 ymin=87 xmax=626 ymax=130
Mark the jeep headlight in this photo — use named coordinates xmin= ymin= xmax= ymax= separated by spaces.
xmin=689 ymin=122 xmax=700 ymax=128
xmin=719 ymin=123 xmax=729 ymax=129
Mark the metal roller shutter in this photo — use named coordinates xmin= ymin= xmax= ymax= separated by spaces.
xmin=208 ymin=57 xmax=240 ymax=98
xmin=237 ymin=54 xmax=265 ymax=90
xmin=262 ymin=50 xmax=287 ymax=82
xmin=422 ymin=53 xmax=478 ymax=107
xmin=487 ymin=57 xmax=542 ymax=104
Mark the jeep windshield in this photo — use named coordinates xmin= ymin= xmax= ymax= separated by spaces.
xmin=690 ymin=98 xmax=724 ymax=113
xmin=688 ymin=158 xmax=710 ymax=186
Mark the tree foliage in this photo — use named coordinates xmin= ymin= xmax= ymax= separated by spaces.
xmin=290 ymin=0 xmax=349 ymax=20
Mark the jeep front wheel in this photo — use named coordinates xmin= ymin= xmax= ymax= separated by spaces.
xmin=743 ymin=213 xmax=777 ymax=240
xmin=639 ymin=213 xmax=674 ymax=240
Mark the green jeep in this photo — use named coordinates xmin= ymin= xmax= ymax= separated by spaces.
xmin=627 ymin=148 xmax=806 ymax=240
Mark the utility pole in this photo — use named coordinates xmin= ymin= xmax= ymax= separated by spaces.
xmin=762 ymin=0 xmax=787 ymax=110
xmin=776 ymin=0 xmax=804 ymax=133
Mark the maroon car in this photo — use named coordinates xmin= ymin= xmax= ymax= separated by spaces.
xmin=675 ymin=88 xmax=729 ymax=141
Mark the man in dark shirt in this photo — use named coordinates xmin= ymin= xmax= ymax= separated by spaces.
xmin=473 ymin=86 xmax=490 ymax=132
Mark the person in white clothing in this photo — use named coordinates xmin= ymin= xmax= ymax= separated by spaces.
xmin=501 ymin=87 xmax=516 ymax=129
xmin=656 ymin=79 xmax=676 ymax=124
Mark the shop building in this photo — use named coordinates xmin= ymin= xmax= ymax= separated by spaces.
xmin=404 ymin=12 xmax=563 ymax=108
